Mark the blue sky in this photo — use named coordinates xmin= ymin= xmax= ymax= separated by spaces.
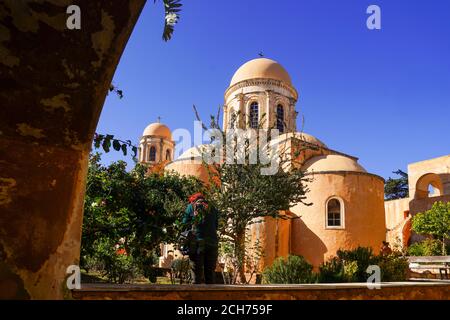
xmin=96 ymin=0 xmax=450 ymax=179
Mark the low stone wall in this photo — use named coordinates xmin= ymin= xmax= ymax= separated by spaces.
xmin=72 ymin=282 xmax=450 ymax=300
xmin=410 ymin=270 xmax=448 ymax=280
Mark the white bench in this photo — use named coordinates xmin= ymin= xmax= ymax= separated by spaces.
xmin=408 ymin=256 xmax=450 ymax=280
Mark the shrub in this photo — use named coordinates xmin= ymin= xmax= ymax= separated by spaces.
xmin=412 ymin=201 xmax=450 ymax=255
xmin=263 ymin=255 xmax=315 ymax=284
xmin=318 ymin=257 xmax=347 ymax=283
xmin=318 ymin=246 xmax=409 ymax=283
xmin=378 ymin=253 xmax=409 ymax=281
xmin=93 ymin=239 xmax=141 ymax=284
xmin=336 ymin=247 xmax=378 ymax=282
xmin=408 ymin=239 xmax=447 ymax=256
xmin=407 ymin=242 xmax=424 ymax=256
xmin=343 ymin=260 xmax=359 ymax=282
xmin=171 ymin=257 xmax=193 ymax=284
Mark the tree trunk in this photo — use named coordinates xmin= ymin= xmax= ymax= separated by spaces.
xmin=235 ymin=229 xmax=247 ymax=284
xmin=443 ymin=235 xmax=446 ymax=256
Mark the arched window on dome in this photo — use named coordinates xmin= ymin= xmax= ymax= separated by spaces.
xmin=229 ymin=112 xmax=237 ymax=129
xmin=276 ymin=104 xmax=284 ymax=133
xmin=249 ymin=102 xmax=259 ymax=129
xmin=166 ymin=149 xmax=171 ymax=161
xmin=149 ymin=146 xmax=156 ymax=162
xmin=326 ymin=197 xmax=345 ymax=229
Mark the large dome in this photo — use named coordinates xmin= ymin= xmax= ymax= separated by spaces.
xmin=230 ymin=58 xmax=292 ymax=87
xmin=142 ymin=122 xmax=172 ymax=139
xmin=177 ymin=144 xmax=218 ymax=162
xmin=302 ymin=155 xmax=367 ymax=173
xmin=271 ymin=132 xmax=328 ymax=148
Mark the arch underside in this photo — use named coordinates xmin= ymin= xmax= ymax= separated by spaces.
xmin=415 ymin=173 xmax=444 ymax=199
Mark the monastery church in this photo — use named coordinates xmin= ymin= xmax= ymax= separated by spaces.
xmin=137 ymin=58 xmax=450 ymax=268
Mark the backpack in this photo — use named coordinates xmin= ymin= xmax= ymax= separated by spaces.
xmin=178 ymin=229 xmax=196 ymax=256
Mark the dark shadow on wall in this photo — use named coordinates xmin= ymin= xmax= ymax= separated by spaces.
xmin=291 ymin=218 xmax=327 ymax=268
xmin=439 ymin=173 xmax=450 ymax=195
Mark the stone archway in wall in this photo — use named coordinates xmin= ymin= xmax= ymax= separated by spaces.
xmin=0 ymin=0 xmax=147 ymax=299
xmin=414 ymin=173 xmax=444 ymax=199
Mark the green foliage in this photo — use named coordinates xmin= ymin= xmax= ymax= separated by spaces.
xmin=218 ymin=235 xmax=264 ymax=284
xmin=336 ymin=247 xmax=379 ymax=282
xmin=93 ymin=133 xmax=137 ymax=159
xmin=412 ymin=201 xmax=450 ymax=255
xmin=318 ymin=252 xmax=373 ymax=283
xmin=263 ymin=255 xmax=315 ymax=284
xmin=171 ymin=257 xmax=193 ymax=284
xmin=218 ymin=241 xmax=236 ymax=284
xmin=194 ymin=106 xmax=312 ymax=283
xmin=81 ymin=153 xmax=203 ymax=283
xmin=100 ymin=2 xmax=182 ymax=158
xmin=90 ymin=238 xmax=140 ymax=284
xmin=156 ymin=0 xmax=182 ymax=41
xmin=318 ymin=257 xmax=347 ymax=283
xmin=99 ymin=2 xmax=182 ymax=157
xmin=318 ymin=247 xmax=409 ymax=283
xmin=407 ymin=242 xmax=426 ymax=256
xmin=385 ymin=169 xmax=409 ymax=200
xmin=408 ymin=238 xmax=450 ymax=256
xmin=378 ymin=253 xmax=410 ymax=282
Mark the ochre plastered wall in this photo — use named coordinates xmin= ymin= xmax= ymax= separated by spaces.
xmin=0 ymin=0 xmax=146 ymax=299
xmin=248 ymin=215 xmax=292 ymax=272
xmin=408 ymin=155 xmax=450 ymax=199
xmin=384 ymin=155 xmax=450 ymax=246
xmin=384 ymin=198 xmax=410 ymax=246
xmin=291 ymin=172 xmax=386 ymax=268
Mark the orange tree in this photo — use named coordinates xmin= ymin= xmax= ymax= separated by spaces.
xmin=81 ymin=153 xmax=202 ymax=283
xmin=412 ymin=201 xmax=450 ymax=255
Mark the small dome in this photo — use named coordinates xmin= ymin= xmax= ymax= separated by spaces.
xmin=272 ymin=132 xmax=327 ymax=148
xmin=177 ymin=144 xmax=216 ymax=161
xmin=230 ymin=58 xmax=292 ymax=87
xmin=142 ymin=122 xmax=172 ymax=139
xmin=302 ymin=155 xmax=367 ymax=173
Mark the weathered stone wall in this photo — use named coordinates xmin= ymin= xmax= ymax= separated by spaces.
xmin=0 ymin=0 xmax=146 ymax=299
xmin=72 ymin=283 xmax=450 ymax=300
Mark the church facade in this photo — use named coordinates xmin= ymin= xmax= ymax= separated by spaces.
xmin=138 ymin=58 xmax=450 ymax=269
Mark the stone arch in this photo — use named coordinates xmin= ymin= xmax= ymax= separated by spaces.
xmin=414 ymin=173 xmax=444 ymax=199
xmin=0 ymin=0 xmax=147 ymax=299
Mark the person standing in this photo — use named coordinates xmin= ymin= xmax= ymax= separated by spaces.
xmin=182 ymin=193 xmax=219 ymax=284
